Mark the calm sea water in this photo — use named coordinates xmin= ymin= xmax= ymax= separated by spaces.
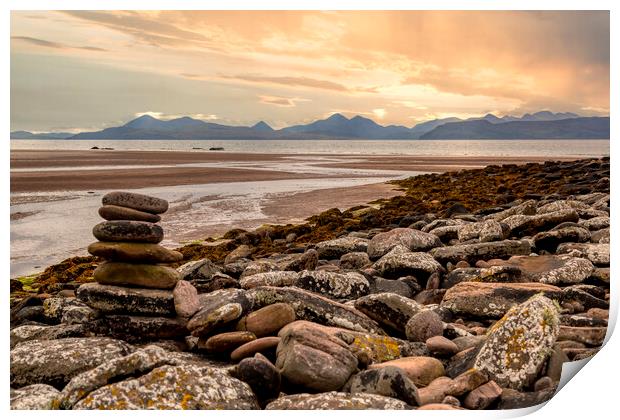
xmin=10 ymin=139 xmax=610 ymax=157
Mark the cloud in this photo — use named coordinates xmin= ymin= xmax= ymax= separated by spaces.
xmin=11 ymin=35 xmax=107 ymax=52
xmin=134 ymin=111 xmax=218 ymax=121
xmin=258 ymin=95 xmax=309 ymax=107
xmin=222 ymin=74 xmax=349 ymax=92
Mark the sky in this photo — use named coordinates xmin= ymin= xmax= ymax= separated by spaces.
xmin=10 ymin=10 xmax=610 ymax=132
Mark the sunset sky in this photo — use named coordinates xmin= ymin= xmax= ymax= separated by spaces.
xmin=10 ymin=10 xmax=610 ymax=132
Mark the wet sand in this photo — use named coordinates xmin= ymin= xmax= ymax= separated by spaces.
xmin=10 ymin=149 xmax=568 ymax=193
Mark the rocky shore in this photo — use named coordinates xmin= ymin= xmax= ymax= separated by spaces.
xmin=10 ymin=157 xmax=610 ymax=410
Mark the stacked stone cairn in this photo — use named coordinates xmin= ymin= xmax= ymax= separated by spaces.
xmin=76 ymin=191 xmax=197 ymax=341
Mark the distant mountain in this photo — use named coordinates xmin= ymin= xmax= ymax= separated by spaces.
xmin=10 ymin=130 xmax=73 ymax=139
xmin=11 ymin=110 xmax=608 ymax=140
xmin=420 ymin=117 xmax=610 ymax=140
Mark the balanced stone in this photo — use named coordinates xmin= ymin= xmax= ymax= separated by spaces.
xmin=93 ymin=262 xmax=180 ymax=289
xmin=93 ymin=221 xmax=163 ymax=243
xmin=88 ymin=242 xmax=183 ymax=264
xmin=98 ymin=205 xmax=161 ymax=223
xmin=76 ymin=283 xmax=175 ymax=316
xmin=102 ymin=191 xmax=169 ymax=214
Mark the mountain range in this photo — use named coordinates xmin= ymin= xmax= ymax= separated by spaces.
xmin=11 ymin=111 xmax=609 ymax=140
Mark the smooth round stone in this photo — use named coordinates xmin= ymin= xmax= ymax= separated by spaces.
xmin=188 ymin=303 xmax=244 ymax=337
xmin=239 ymin=303 xmax=296 ymax=337
xmin=200 ymin=331 xmax=256 ymax=353
xmin=98 ymin=205 xmax=161 ymax=223
xmin=93 ymin=262 xmax=180 ymax=289
xmin=88 ymin=242 xmax=183 ymax=263
xmin=231 ymin=336 xmax=280 ymax=361
xmin=405 ymin=311 xmax=444 ymax=342
xmin=425 ymin=336 xmax=459 ymax=357
xmin=93 ymin=221 xmax=163 ymax=243
xmin=102 ymin=191 xmax=169 ymax=214
xmin=233 ymin=354 xmax=281 ymax=401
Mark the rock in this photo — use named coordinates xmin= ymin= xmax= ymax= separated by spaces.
xmin=489 ymin=255 xmax=594 ymax=285
xmin=43 ymin=296 xmax=92 ymax=323
xmin=101 ymin=191 xmax=169 ymax=214
xmin=94 ymin=261 xmax=180 ymax=289
xmin=294 ymin=270 xmax=370 ymax=300
xmin=10 ymin=384 xmax=60 ymax=409
xmin=463 ymin=380 xmax=502 ymax=409
xmin=73 ymin=364 xmax=258 ymax=409
xmin=225 ymin=244 xmax=252 ymax=264
xmin=187 ymin=303 xmax=244 ymax=337
xmin=275 ymin=321 xmax=358 ymax=391
xmin=201 ymin=331 xmax=256 ymax=352
xmin=426 ymin=336 xmax=459 ymax=357
xmin=441 ymin=282 xmax=562 ymax=318
xmin=354 ymin=293 xmax=423 ymax=335
xmin=231 ymin=337 xmax=280 ymax=361
xmin=367 ymin=228 xmax=442 ymax=259
xmin=556 ymin=243 xmax=609 ymax=266
xmin=88 ymin=242 xmax=182 ymax=263
xmin=545 ymin=344 xmax=568 ymax=382
xmin=61 ymin=305 xmax=100 ymax=324
xmin=405 ymin=310 xmax=444 ymax=342
xmin=92 ymin=220 xmax=164 ymax=243
xmin=340 ymin=252 xmax=372 ymax=269
xmin=315 ymin=237 xmax=369 ymax=259
xmin=239 ymin=271 xmax=299 ymax=289
xmin=240 ymin=303 xmax=296 ymax=337
xmin=343 ymin=366 xmax=421 ymax=406
xmin=453 ymin=335 xmax=486 ymax=352
xmin=274 ymin=249 xmax=319 ymax=271
xmin=534 ymin=376 xmax=555 ymax=391
xmin=374 ymin=276 xmax=420 ymax=297
xmin=458 ymin=220 xmax=504 ymax=242
xmin=579 ymin=216 xmax=610 ymax=231
xmin=502 ymin=209 xmax=579 ymax=236
xmin=98 ymin=204 xmax=161 ymax=223
xmin=88 ymin=315 xmax=189 ymax=342
xmin=232 ymin=354 xmax=281 ymax=401
xmin=10 ymin=337 xmax=133 ymax=388
xmin=442 ymin=266 xmax=522 ymax=289
xmin=266 ymin=392 xmax=410 ymax=409
xmin=177 ymin=258 xmax=221 ymax=281
xmin=558 ymin=326 xmax=606 ymax=346
xmin=76 ymin=283 xmax=175 ymax=316
xmin=173 ymin=280 xmax=200 ymax=318
xmin=56 ymin=345 xmax=171 ymax=408
xmin=197 ymin=288 xmax=252 ymax=313
xmin=473 ymin=295 xmax=560 ymax=390
xmin=591 ymin=228 xmax=610 ymax=243
xmin=533 ymin=226 xmax=591 ymax=252
xmin=246 ymin=286 xmax=384 ymax=334
xmin=482 ymin=200 xmax=536 ymax=222
xmin=430 ymin=240 xmax=531 ymax=265
xmin=10 ymin=324 xmax=88 ymax=349
xmin=497 ymin=388 xmax=555 ymax=409
xmin=418 ymin=403 xmax=463 ymax=410
xmin=372 ymin=249 xmax=443 ymax=280
xmin=368 ymin=356 xmax=444 ymax=387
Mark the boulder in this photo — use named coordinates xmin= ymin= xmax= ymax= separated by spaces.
xmin=173 ymin=280 xmax=200 ymax=318
xmin=246 ymin=286 xmax=384 ymax=334
xmin=502 ymin=209 xmax=579 ymax=236
xmin=441 ymin=282 xmax=562 ymax=318
xmin=73 ymin=365 xmax=259 ymax=409
xmin=294 ymin=270 xmax=370 ymax=300
xmin=88 ymin=242 xmax=182 ymax=263
xmin=473 ymin=295 xmax=560 ymax=390
xmin=489 ymin=255 xmax=594 ymax=285
xmin=315 ymin=237 xmax=369 ymax=259
xmin=367 ymin=228 xmax=442 ymax=259
xmin=101 ymin=191 xmax=168 ymax=214
xmin=458 ymin=220 xmax=504 ymax=242
xmin=10 ymin=384 xmax=60 ymax=410
xmin=239 ymin=271 xmax=299 ymax=289
xmin=372 ymin=248 xmax=443 ymax=280
xmin=533 ymin=226 xmax=591 ymax=252
xmin=275 ymin=321 xmax=358 ymax=391
xmin=88 ymin=315 xmax=189 ymax=342
xmin=76 ymin=283 xmax=175 ymax=316
xmin=430 ymin=240 xmax=531 ymax=265
xmin=265 ymin=392 xmax=410 ymax=409
xmin=10 ymin=337 xmax=133 ymax=388
xmin=92 ymin=220 xmax=164 ymax=243
xmin=232 ymin=354 xmax=281 ymax=401
xmin=340 ymin=252 xmax=372 ymax=269
xmin=177 ymin=258 xmax=221 ymax=281
xmin=10 ymin=324 xmax=88 ymax=349
xmin=343 ymin=366 xmax=421 ymax=406
xmin=94 ymin=262 xmax=180 ymax=289
xmin=224 ymin=244 xmax=252 ymax=264
xmin=556 ymin=243 xmax=609 ymax=266
xmin=405 ymin=311 xmax=444 ymax=342
xmin=368 ymin=356 xmax=445 ymax=387
xmin=98 ymin=204 xmax=161 ymax=223
xmin=482 ymin=200 xmax=536 ymax=222
xmin=354 ymin=293 xmax=424 ymax=335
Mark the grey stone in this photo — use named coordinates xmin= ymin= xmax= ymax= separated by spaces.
xmin=354 ymin=292 xmax=424 ymax=334
xmin=367 ymin=228 xmax=442 ymax=259
xmin=340 ymin=252 xmax=372 ymax=269
xmin=294 ymin=270 xmax=370 ymax=300
xmin=88 ymin=241 xmax=182 ymax=263
xmin=473 ymin=295 xmax=560 ymax=390
xmin=10 ymin=384 xmax=60 ymax=410
xmin=10 ymin=337 xmax=134 ymax=388
xmin=101 ymin=191 xmax=168 ymax=214
xmin=88 ymin=315 xmax=189 ymax=342
xmin=405 ymin=310 xmax=444 ymax=342
xmin=188 ymin=303 xmax=244 ymax=337
xmin=92 ymin=220 xmax=164 ymax=243
xmin=315 ymin=237 xmax=369 ymax=259
xmin=430 ymin=240 xmax=531 ymax=265
xmin=556 ymin=243 xmax=609 ymax=266
xmin=94 ymin=261 xmax=180 ymax=289
xmin=77 ymin=282 xmax=175 ymax=316
xmin=265 ymin=392 xmax=410 ymax=409
xmin=343 ymin=366 xmax=421 ymax=406
xmin=372 ymin=248 xmax=443 ymax=280
xmin=239 ymin=271 xmax=299 ymax=289
xmin=98 ymin=204 xmax=161 ymax=223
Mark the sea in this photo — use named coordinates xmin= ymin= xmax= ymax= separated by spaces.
xmin=10 ymin=138 xmax=611 ymax=156
xmin=10 ymin=139 xmax=610 ymax=277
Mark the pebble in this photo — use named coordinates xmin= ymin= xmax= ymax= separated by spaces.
xmin=98 ymin=204 xmax=161 ymax=223
xmin=200 ymin=331 xmax=256 ymax=352
xmin=240 ymin=303 xmax=296 ymax=337
xmin=405 ymin=310 xmax=444 ymax=342
xmin=102 ymin=191 xmax=169 ymax=214
xmin=231 ymin=336 xmax=280 ymax=361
